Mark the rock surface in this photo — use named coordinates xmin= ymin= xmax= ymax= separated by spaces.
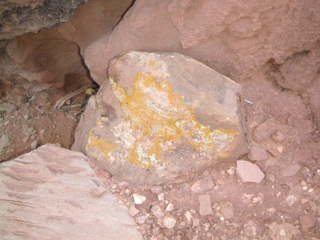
xmin=2 ymin=0 xmax=132 ymax=90
xmin=237 ymin=160 xmax=265 ymax=183
xmin=198 ymin=194 xmax=213 ymax=216
xmin=73 ymin=51 xmax=247 ymax=184
xmin=0 ymin=0 xmax=86 ymax=40
xmin=0 ymin=144 xmax=143 ymax=240
xmin=84 ymin=0 xmax=320 ymax=85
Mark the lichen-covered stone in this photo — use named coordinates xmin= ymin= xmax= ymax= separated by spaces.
xmin=73 ymin=51 xmax=248 ymax=185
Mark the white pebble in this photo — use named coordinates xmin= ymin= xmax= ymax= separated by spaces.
xmin=132 ymin=193 xmax=146 ymax=205
xmin=163 ymin=216 xmax=176 ymax=229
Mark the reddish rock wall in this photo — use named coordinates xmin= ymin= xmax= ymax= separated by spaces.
xmin=84 ymin=0 xmax=320 ymax=85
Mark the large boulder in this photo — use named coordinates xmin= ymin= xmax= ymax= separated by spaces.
xmin=73 ymin=51 xmax=248 ymax=185
xmin=0 ymin=144 xmax=143 ymax=240
xmin=84 ymin=0 xmax=320 ymax=85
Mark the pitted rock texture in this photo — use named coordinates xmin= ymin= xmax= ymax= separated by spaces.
xmin=0 ymin=144 xmax=143 ymax=240
xmin=0 ymin=0 xmax=86 ymax=40
xmin=73 ymin=51 xmax=247 ymax=185
xmin=84 ymin=0 xmax=320 ymax=85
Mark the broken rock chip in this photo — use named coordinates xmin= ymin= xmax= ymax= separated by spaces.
xmin=199 ymin=194 xmax=213 ymax=216
xmin=0 ymin=144 xmax=143 ymax=240
xmin=73 ymin=51 xmax=248 ymax=184
xmin=237 ymin=160 xmax=265 ymax=183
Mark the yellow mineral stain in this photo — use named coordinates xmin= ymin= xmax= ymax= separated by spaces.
xmin=109 ymin=73 xmax=238 ymax=168
xmin=148 ymin=61 xmax=156 ymax=67
xmin=87 ymin=134 xmax=119 ymax=160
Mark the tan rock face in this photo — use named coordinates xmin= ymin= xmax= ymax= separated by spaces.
xmin=73 ymin=51 xmax=248 ymax=185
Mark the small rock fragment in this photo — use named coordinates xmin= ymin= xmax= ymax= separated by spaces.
xmin=129 ymin=204 xmax=140 ymax=216
xmin=184 ymin=211 xmax=192 ymax=223
xmin=157 ymin=193 xmax=165 ymax=201
xmin=281 ymin=164 xmax=301 ymax=177
xmin=132 ymin=194 xmax=146 ymax=205
xmin=248 ymin=145 xmax=268 ymax=161
xmin=151 ymin=205 xmax=164 ymax=218
xmin=162 ymin=216 xmax=176 ymax=229
xmin=218 ymin=201 xmax=234 ymax=219
xmin=192 ymin=218 xmax=200 ymax=227
xmin=286 ymin=195 xmax=297 ymax=206
xmin=198 ymin=194 xmax=213 ymax=216
xmin=191 ymin=176 xmax=214 ymax=193
xmin=237 ymin=160 xmax=265 ymax=183
xmin=136 ymin=215 xmax=148 ymax=225
xmin=299 ymin=214 xmax=316 ymax=232
xmin=31 ymin=140 xmax=38 ymax=150
xmin=165 ymin=203 xmax=174 ymax=212
xmin=0 ymin=134 xmax=10 ymax=153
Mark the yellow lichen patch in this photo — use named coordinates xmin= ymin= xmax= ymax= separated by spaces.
xmin=87 ymin=134 xmax=119 ymax=160
xmin=148 ymin=61 xmax=156 ymax=67
xmin=109 ymin=73 xmax=238 ymax=168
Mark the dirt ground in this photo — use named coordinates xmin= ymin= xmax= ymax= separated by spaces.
xmin=0 ymin=47 xmax=319 ymax=240
xmin=0 ymin=56 xmax=92 ymax=162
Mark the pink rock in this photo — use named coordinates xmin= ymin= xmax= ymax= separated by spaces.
xmin=151 ymin=205 xmax=164 ymax=218
xmin=248 ymin=145 xmax=268 ymax=161
xmin=237 ymin=160 xmax=265 ymax=183
xmin=198 ymin=194 xmax=213 ymax=216
xmin=299 ymin=214 xmax=316 ymax=232
xmin=0 ymin=144 xmax=143 ymax=240
xmin=84 ymin=0 xmax=320 ymax=87
xmin=281 ymin=164 xmax=301 ymax=177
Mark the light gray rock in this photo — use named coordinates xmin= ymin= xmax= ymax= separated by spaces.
xmin=237 ymin=160 xmax=265 ymax=183
xmin=73 ymin=51 xmax=248 ymax=185
xmin=0 ymin=144 xmax=143 ymax=240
